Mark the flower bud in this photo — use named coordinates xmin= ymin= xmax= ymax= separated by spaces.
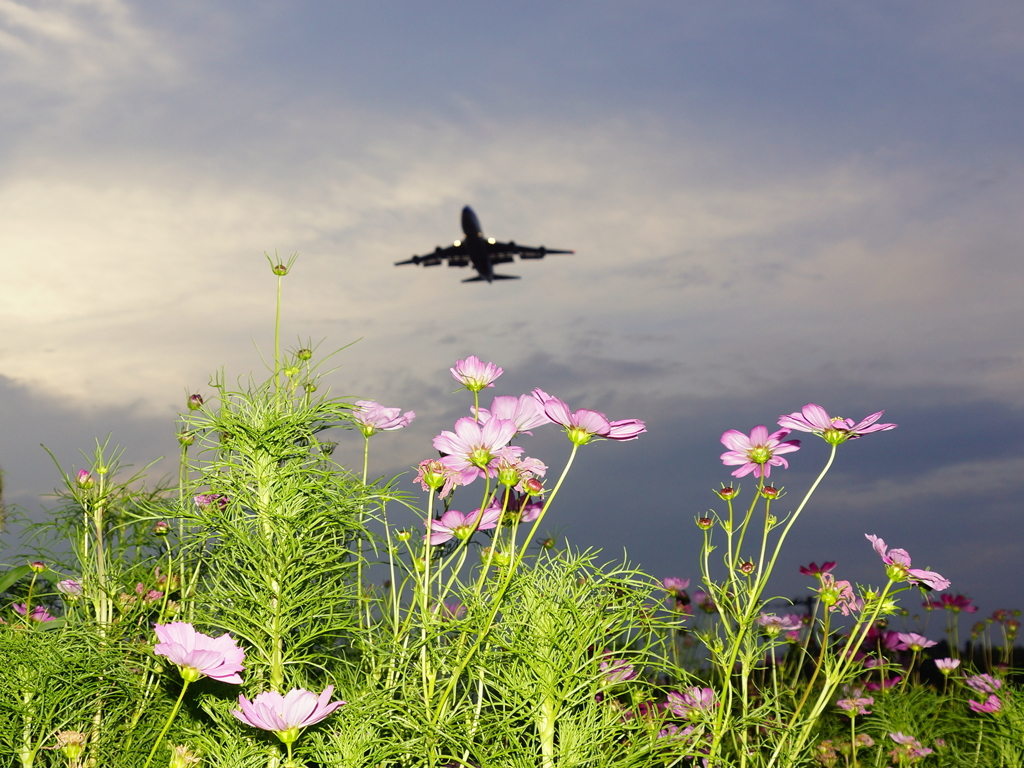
xmin=715 ymin=485 xmax=738 ymax=500
xmin=395 ymin=528 xmax=412 ymax=542
xmin=178 ymin=430 xmax=195 ymax=447
xmin=760 ymin=486 xmax=780 ymax=499
xmin=153 ymin=520 xmax=170 ymax=536
xmin=271 ymin=262 xmax=289 ymax=276
xmin=283 ymin=365 xmax=300 ymax=378
xmin=696 ymin=517 xmax=714 ymax=530
xmin=739 ymin=560 xmax=755 ymax=575
xmin=481 ymin=547 xmax=511 ymax=568
xmin=524 ymin=477 xmax=544 ymax=496
xmin=54 ymin=731 xmax=87 ymax=761
xmin=28 ymin=560 xmax=46 ymax=573
xmin=76 ymin=469 xmax=95 ymax=489
xmin=296 ymin=348 xmax=312 ymax=361
xmin=169 ymin=744 xmax=201 ymax=767
xmin=537 ymin=536 xmax=556 ymax=550
xmin=187 ymin=394 xmax=204 ymax=411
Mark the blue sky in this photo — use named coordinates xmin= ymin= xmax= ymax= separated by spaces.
xmin=2 ymin=2 xmax=1023 ymax=620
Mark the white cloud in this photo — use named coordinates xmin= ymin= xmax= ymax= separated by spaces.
xmin=0 ymin=0 xmax=176 ymax=91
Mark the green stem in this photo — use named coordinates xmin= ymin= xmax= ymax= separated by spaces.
xmin=142 ymin=679 xmax=190 ymax=768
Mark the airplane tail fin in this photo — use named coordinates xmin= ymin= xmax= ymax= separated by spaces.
xmin=462 ymin=274 xmax=520 ymax=283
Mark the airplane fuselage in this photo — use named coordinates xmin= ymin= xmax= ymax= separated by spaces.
xmin=459 ymin=206 xmax=496 ymax=280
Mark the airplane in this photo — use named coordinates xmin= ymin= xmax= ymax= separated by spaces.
xmin=395 ymin=206 xmax=574 ymax=283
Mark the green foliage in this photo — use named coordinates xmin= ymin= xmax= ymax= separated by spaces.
xmin=3 ymin=265 xmax=1020 ymax=768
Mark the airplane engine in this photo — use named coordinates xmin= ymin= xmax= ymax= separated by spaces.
xmin=448 ymin=258 xmax=469 ymax=267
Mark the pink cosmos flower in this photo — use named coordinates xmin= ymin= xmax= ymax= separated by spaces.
xmin=969 ymin=694 xmax=1002 ymax=714
xmin=450 ymin=355 xmax=503 ymax=392
xmin=777 ymin=404 xmax=896 ymax=445
xmin=233 ymin=686 xmax=345 ymax=743
xmin=819 ymin=573 xmax=860 ymax=616
xmin=76 ymin=469 xmax=95 ymax=488
xmin=896 ymin=633 xmax=937 ymax=652
xmin=424 ymin=506 xmax=502 ymax=546
xmin=433 ymin=416 xmax=520 ymax=484
xmin=57 ymin=579 xmax=83 ymax=597
xmin=865 ymin=534 xmax=951 ymax=591
xmin=350 ymin=400 xmax=415 ymax=437
xmin=494 ymin=454 xmax=548 ymax=490
xmin=799 ymin=561 xmax=836 ymax=578
xmin=836 ymin=697 xmax=873 ymax=715
xmin=756 ymin=613 xmax=802 ymax=636
xmin=599 ymin=658 xmax=638 ymax=684
xmin=475 ymin=394 xmax=552 ymax=434
xmin=413 ymin=459 xmax=461 ymax=498
xmin=667 ymin=687 xmax=717 ymax=719
xmin=153 ymin=622 xmax=245 ymax=684
xmin=539 ymin=394 xmax=646 ymax=445
xmin=934 ymin=658 xmax=960 ymax=674
xmin=13 ymin=603 xmax=55 ymax=622
xmin=964 ymin=673 xmax=1002 ymax=694
xmin=663 ymin=577 xmax=691 ymax=596
xmin=719 ymin=426 xmax=800 ymax=479
xmin=889 ymin=732 xmax=933 ymax=759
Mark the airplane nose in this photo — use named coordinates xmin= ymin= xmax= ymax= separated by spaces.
xmin=461 ymin=206 xmax=482 ymax=238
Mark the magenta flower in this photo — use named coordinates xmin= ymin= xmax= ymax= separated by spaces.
xmin=836 ymin=697 xmax=873 ymax=716
xmin=969 ymin=694 xmax=1002 ymax=714
xmin=964 ymin=673 xmax=1002 ymax=694
xmin=934 ymin=658 xmax=960 ymax=675
xmin=13 ymin=603 xmax=55 ymax=622
xmin=923 ymin=593 xmax=978 ymax=614
xmin=540 ymin=395 xmax=646 ymax=446
xmin=433 ymin=416 xmax=519 ymax=484
xmin=424 ymin=506 xmax=502 ymax=546
xmin=865 ymin=534 xmax=951 ymax=591
xmin=153 ymin=622 xmax=245 ymax=684
xmin=719 ymin=426 xmax=800 ymax=479
xmin=896 ymin=633 xmax=936 ymax=652
xmin=76 ymin=469 xmax=94 ymax=489
xmin=865 ymin=675 xmax=902 ymax=691
xmin=233 ymin=686 xmax=345 ymax=744
xmin=350 ymin=400 xmax=415 ymax=437
xmin=476 ymin=394 xmax=552 ymax=434
xmin=193 ymin=493 xmax=229 ymax=511
xmin=450 ymin=355 xmax=503 ymax=392
xmin=667 ymin=687 xmax=717 ymax=719
xmin=799 ymin=561 xmax=836 ymax=578
xmin=778 ymin=404 xmax=896 ymax=445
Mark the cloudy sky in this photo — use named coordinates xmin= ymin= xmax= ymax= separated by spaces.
xmin=2 ymin=2 xmax=1023 ymax=622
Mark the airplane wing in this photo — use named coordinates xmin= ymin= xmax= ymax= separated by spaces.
xmin=395 ymin=243 xmax=471 ymax=268
xmin=485 ymin=240 xmax=575 ymax=260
